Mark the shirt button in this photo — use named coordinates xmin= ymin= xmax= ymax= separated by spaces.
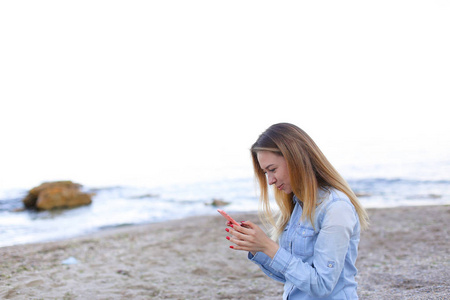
xmin=302 ymin=231 xmax=306 ymax=235
xmin=328 ymin=264 xmax=333 ymax=268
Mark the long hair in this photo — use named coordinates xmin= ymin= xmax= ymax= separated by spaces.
xmin=251 ymin=123 xmax=369 ymax=240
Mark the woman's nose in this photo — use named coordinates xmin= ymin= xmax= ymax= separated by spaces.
xmin=267 ymin=174 xmax=276 ymax=185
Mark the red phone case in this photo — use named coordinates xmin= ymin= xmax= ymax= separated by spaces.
xmin=217 ymin=209 xmax=240 ymax=226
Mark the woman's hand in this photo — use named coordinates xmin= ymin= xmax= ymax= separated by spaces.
xmin=225 ymin=221 xmax=279 ymax=259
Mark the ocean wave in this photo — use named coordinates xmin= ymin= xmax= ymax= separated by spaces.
xmin=1 ymin=175 xmax=449 ymax=247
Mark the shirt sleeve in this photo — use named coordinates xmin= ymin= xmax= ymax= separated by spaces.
xmin=268 ymin=200 xmax=357 ymax=298
xmin=248 ymin=251 xmax=286 ymax=283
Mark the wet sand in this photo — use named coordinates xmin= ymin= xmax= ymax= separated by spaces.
xmin=0 ymin=205 xmax=448 ymax=299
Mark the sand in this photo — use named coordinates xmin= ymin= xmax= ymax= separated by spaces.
xmin=0 ymin=205 xmax=448 ymax=299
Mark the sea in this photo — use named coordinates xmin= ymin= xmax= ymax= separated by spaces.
xmin=1 ymin=147 xmax=449 ymax=248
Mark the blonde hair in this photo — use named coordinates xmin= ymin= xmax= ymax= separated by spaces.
xmin=251 ymin=123 xmax=369 ymax=240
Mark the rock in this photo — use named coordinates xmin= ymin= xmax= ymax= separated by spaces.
xmin=428 ymin=194 xmax=442 ymax=199
xmin=116 ymin=270 xmax=131 ymax=276
xmin=23 ymin=181 xmax=80 ymax=207
xmin=355 ymin=192 xmax=371 ymax=198
xmin=37 ymin=186 xmax=92 ymax=210
xmin=130 ymin=193 xmax=158 ymax=199
xmin=22 ymin=181 xmax=92 ymax=210
xmin=207 ymin=198 xmax=230 ymax=207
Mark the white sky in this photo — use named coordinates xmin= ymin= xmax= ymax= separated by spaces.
xmin=1 ymin=1 xmax=449 ymax=189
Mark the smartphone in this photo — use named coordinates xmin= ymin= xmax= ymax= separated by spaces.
xmin=217 ymin=209 xmax=240 ymax=226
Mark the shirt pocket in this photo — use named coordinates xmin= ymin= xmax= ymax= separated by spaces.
xmin=292 ymin=226 xmax=316 ymax=257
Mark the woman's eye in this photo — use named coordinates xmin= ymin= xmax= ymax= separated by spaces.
xmin=269 ymin=168 xmax=276 ymax=172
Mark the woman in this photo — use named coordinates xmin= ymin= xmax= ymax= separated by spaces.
xmin=225 ymin=123 xmax=369 ymax=299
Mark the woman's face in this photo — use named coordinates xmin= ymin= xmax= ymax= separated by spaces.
xmin=257 ymin=151 xmax=292 ymax=194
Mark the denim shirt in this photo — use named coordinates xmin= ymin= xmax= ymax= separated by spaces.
xmin=248 ymin=188 xmax=360 ymax=299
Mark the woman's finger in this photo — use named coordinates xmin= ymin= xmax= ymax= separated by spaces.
xmin=225 ymin=227 xmax=245 ymax=241
xmin=228 ymin=240 xmax=253 ymax=252
xmin=231 ymin=230 xmax=247 ymax=242
xmin=240 ymin=220 xmax=255 ymax=228
xmin=229 ymin=226 xmax=255 ymax=242
xmin=228 ymin=235 xmax=252 ymax=248
xmin=231 ymin=223 xmax=254 ymax=235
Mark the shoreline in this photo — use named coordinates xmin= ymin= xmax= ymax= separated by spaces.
xmin=3 ymin=201 xmax=450 ymax=249
xmin=1 ymin=205 xmax=449 ymax=299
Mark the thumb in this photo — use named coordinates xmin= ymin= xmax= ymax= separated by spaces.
xmin=240 ymin=220 xmax=256 ymax=228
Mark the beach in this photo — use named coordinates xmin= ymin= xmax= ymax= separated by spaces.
xmin=0 ymin=205 xmax=448 ymax=299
